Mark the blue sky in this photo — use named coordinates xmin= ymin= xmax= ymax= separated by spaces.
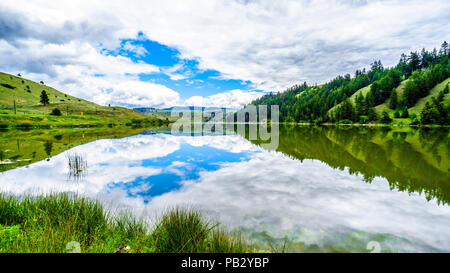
xmin=104 ymin=34 xmax=257 ymax=101
xmin=0 ymin=0 xmax=448 ymax=108
xmin=107 ymin=142 xmax=254 ymax=201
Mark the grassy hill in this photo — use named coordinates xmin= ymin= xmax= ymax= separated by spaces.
xmin=374 ymin=78 xmax=449 ymax=118
xmin=328 ymin=85 xmax=372 ymax=114
xmin=328 ymin=77 xmax=449 ymax=123
xmin=0 ymin=72 xmax=166 ymax=128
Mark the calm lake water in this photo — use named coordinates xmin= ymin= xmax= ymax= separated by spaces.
xmin=0 ymin=125 xmax=449 ymax=252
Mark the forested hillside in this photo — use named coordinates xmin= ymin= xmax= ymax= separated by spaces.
xmin=248 ymin=41 xmax=450 ymax=125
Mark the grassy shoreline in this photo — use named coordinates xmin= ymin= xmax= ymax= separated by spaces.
xmin=0 ymin=113 xmax=170 ymax=129
xmin=0 ymin=193 xmax=251 ymax=253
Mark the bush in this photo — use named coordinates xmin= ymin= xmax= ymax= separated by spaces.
xmin=359 ymin=116 xmax=368 ymax=124
xmin=50 ymin=108 xmax=62 ymax=116
xmin=338 ymin=119 xmax=353 ymax=124
xmin=16 ymin=123 xmax=31 ymax=128
xmin=380 ymin=111 xmax=392 ymax=124
xmin=401 ymin=107 xmax=409 ymax=118
xmin=367 ymin=108 xmax=378 ymax=122
xmin=410 ymin=118 xmax=420 ymax=125
xmin=394 ymin=111 xmax=400 ymax=118
xmin=0 ymin=83 xmax=16 ymax=89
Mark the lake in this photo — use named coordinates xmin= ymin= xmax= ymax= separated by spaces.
xmin=0 ymin=125 xmax=449 ymax=252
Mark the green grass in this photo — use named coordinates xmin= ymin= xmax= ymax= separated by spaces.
xmin=328 ymin=85 xmax=372 ymax=115
xmin=0 ymin=193 xmax=251 ymax=253
xmin=374 ymin=78 xmax=449 ymax=123
xmin=327 ymin=78 xmax=449 ymax=125
xmin=0 ymin=113 xmax=168 ymax=129
xmin=0 ymin=72 xmax=169 ymax=128
xmin=408 ymin=78 xmax=450 ymax=115
xmin=374 ymin=80 xmax=408 ymax=114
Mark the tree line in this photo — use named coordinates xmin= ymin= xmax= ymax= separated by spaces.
xmin=248 ymin=41 xmax=450 ymax=125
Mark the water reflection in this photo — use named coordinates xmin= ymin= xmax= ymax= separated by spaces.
xmin=0 ymin=125 xmax=449 ymax=252
xmin=242 ymin=126 xmax=449 ymax=205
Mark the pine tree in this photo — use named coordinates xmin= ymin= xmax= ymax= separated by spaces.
xmin=40 ymin=90 xmax=49 ymax=106
xmin=401 ymin=107 xmax=409 ymax=118
xmin=420 ymin=101 xmax=439 ymax=124
xmin=355 ymin=93 xmax=366 ymax=116
xmin=365 ymin=92 xmax=375 ymax=107
xmin=367 ymin=107 xmax=378 ymax=122
xmin=380 ymin=111 xmax=392 ymax=124
xmin=389 ymin=89 xmax=398 ymax=110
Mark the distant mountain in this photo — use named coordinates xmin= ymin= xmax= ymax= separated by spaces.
xmin=134 ymin=106 xmax=233 ymax=113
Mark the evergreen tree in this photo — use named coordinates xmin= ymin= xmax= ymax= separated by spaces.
xmin=389 ymin=89 xmax=398 ymax=110
xmin=409 ymin=52 xmax=421 ymax=71
xmin=367 ymin=107 xmax=378 ymax=122
xmin=365 ymin=91 xmax=375 ymax=107
xmin=355 ymin=93 xmax=366 ymax=116
xmin=380 ymin=111 xmax=392 ymax=124
xmin=400 ymin=107 xmax=409 ymax=118
xmin=40 ymin=90 xmax=49 ymax=106
xmin=439 ymin=41 xmax=449 ymax=56
xmin=337 ymin=99 xmax=356 ymax=121
xmin=420 ymin=101 xmax=439 ymax=124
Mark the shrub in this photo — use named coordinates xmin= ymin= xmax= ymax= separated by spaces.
xmin=338 ymin=119 xmax=353 ymax=124
xmin=16 ymin=123 xmax=31 ymax=128
xmin=50 ymin=108 xmax=62 ymax=116
xmin=443 ymin=84 xmax=449 ymax=94
xmin=394 ymin=111 xmax=400 ymax=118
xmin=0 ymin=83 xmax=16 ymax=89
xmin=410 ymin=118 xmax=420 ymax=125
xmin=359 ymin=116 xmax=368 ymax=124
xmin=401 ymin=108 xmax=409 ymax=118
xmin=367 ymin=108 xmax=378 ymax=122
xmin=380 ymin=111 xmax=392 ymax=124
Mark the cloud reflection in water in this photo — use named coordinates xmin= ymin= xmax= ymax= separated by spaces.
xmin=0 ymin=132 xmax=449 ymax=252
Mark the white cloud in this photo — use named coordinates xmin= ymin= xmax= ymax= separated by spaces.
xmin=2 ymin=132 xmax=448 ymax=252
xmin=122 ymin=41 xmax=148 ymax=57
xmin=1 ymin=0 xmax=449 ymax=107
xmin=185 ymin=89 xmax=264 ymax=108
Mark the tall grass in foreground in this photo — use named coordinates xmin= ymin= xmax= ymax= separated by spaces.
xmin=0 ymin=193 xmax=250 ymax=253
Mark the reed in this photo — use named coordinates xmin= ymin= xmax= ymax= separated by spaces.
xmin=66 ymin=153 xmax=87 ymax=180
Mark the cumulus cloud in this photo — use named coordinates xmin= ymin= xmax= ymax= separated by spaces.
xmin=185 ymin=89 xmax=264 ymax=109
xmin=122 ymin=41 xmax=148 ymax=57
xmin=0 ymin=0 xmax=449 ymax=107
xmin=2 ymin=132 xmax=449 ymax=251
